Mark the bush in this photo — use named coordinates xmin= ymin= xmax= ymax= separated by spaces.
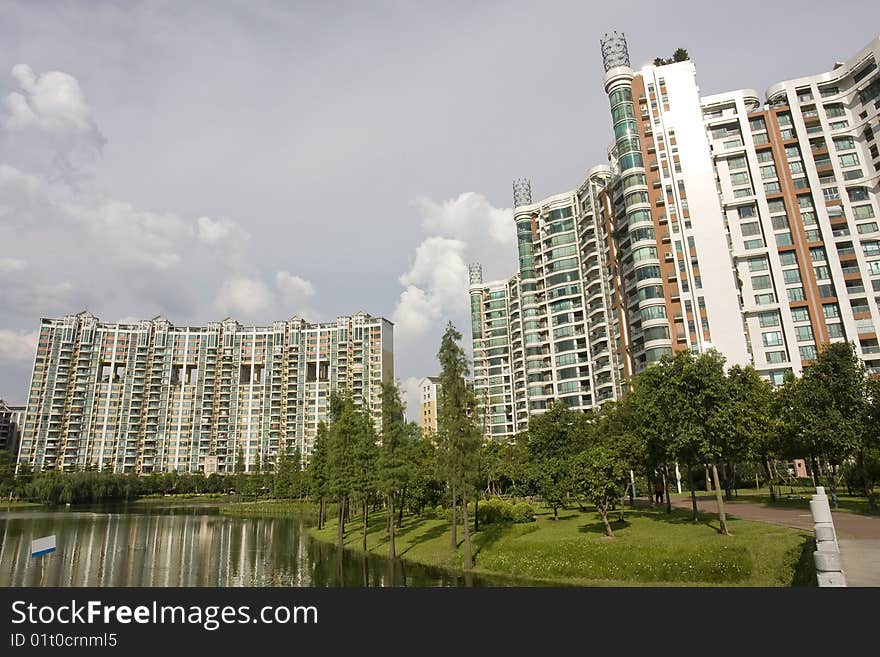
xmin=511 ymin=502 xmax=536 ymax=523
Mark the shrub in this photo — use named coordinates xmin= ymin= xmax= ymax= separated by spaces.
xmin=511 ymin=502 xmax=536 ymax=523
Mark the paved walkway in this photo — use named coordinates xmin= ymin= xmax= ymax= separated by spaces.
xmin=665 ymin=494 xmax=880 ymax=586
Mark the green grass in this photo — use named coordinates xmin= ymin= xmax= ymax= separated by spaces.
xmin=0 ymin=500 xmax=43 ymax=509
xmin=219 ymin=500 xmax=318 ymax=517
xmin=674 ymin=487 xmax=878 ymax=516
xmin=310 ymin=504 xmax=814 ymax=587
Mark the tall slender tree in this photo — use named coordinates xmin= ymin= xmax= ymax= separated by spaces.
xmin=378 ymin=380 xmax=408 ymax=560
xmin=436 ymin=322 xmax=480 ymax=569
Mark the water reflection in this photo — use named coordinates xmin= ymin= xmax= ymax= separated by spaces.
xmin=0 ymin=506 xmax=519 ymax=587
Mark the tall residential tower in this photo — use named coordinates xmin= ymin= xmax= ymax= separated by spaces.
xmin=470 ymin=32 xmax=880 ymax=437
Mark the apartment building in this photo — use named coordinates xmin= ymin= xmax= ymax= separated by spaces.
xmin=469 ymin=32 xmax=880 ymax=437
xmin=418 ymin=376 xmax=441 ymax=435
xmin=17 ymin=310 xmax=393 ymax=474
xmin=0 ymin=399 xmax=25 ymax=455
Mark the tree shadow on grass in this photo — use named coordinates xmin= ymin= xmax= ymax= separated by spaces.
xmin=397 ymin=521 xmax=450 ymax=557
xmin=577 ymin=518 xmax=632 ymax=535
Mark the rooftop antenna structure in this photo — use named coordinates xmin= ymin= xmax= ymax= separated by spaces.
xmin=468 ymin=263 xmax=483 ymax=285
xmin=513 ymin=178 xmax=532 ymax=208
xmin=600 ymin=31 xmax=631 ymax=71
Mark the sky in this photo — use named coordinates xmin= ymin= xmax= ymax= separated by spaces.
xmin=1 ymin=1 xmax=878 ymax=414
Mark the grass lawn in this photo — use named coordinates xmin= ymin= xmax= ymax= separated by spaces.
xmin=219 ymin=500 xmax=318 ymax=517
xmin=673 ymin=487 xmax=878 ymax=516
xmin=309 ymin=504 xmax=814 ymax=587
xmin=0 ymin=500 xmax=43 ymax=509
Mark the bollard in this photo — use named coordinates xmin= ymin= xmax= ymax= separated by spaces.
xmin=810 ymin=486 xmax=846 ymax=586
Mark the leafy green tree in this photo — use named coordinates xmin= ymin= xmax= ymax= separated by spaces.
xmin=436 ymin=322 xmax=480 ymax=568
xmin=718 ymin=365 xmax=775 ymax=500
xmin=0 ymin=450 xmax=15 ymax=498
xmin=234 ymin=444 xmax=245 ymax=474
xmin=778 ymin=342 xmax=865 ymax=506
xmin=274 ymin=443 xmax=302 ymax=499
xmin=521 ymin=403 xmax=588 ymax=520
xmin=860 ymin=376 xmax=880 ymax=511
xmin=572 ymin=445 xmax=629 ymax=537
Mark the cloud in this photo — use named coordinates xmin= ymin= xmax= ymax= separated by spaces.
xmin=214 ymin=276 xmax=274 ymax=319
xmin=393 ymin=237 xmax=468 ymax=341
xmin=0 ymin=329 xmax=39 ymax=363
xmin=276 ymin=271 xmax=316 ymax=300
xmin=401 ymin=375 xmax=423 ymax=423
xmin=196 ymin=216 xmax=236 ymax=244
xmin=4 ymin=64 xmax=104 ymax=144
xmin=214 ymin=272 xmax=319 ymax=321
xmin=0 ymin=258 xmax=26 ymax=272
xmin=416 ymin=192 xmax=514 ymax=248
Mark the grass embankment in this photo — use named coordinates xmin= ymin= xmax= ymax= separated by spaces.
xmin=219 ymin=500 xmax=318 ymax=517
xmin=309 ymin=504 xmax=814 ymax=587
xmin=0 ymin=500 xmax=43 ymax=509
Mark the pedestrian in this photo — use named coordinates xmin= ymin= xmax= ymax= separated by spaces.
xmin=654 ymin=476 xmax=664 ymax=505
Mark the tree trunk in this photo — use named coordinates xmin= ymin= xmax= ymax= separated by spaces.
xmin=662 ymin=464 xmax=672 ymax=514
xmin=763 ymin=459 xmax=776 ymax=503
xmin=810 ymin=456 xmax=821 ymax=487
xmin=711 ymin=462 xmax=730 ymax=536
xmin=461 ymin=492 xmax=473 ymax=569
xmin=317 ymin=497 xmax=324 ymax=530
xmin=474 ymin=496 xmax=479 ymax=533
xmin=553 ymin=506 xmax=558 ymax=520
xmin=388 ymin=491 xmax=396 ymax=561
xmin=598 ymin=502 xmax=614 ymax=537
xmin=858 ymin=450 xmax=878 ymax=512
xmin=705 ymin=463 xmax=712 ymax=492
xmin=723 ymin=462 xmax=732 ymax=501
xmin=449 ymin=486 xmax=457 ymax=549
xmin=688 ymin=465 xmax=698 ymax=522
xmin=362 ymin=499 xmax=368 ymax=552
xmin=827 ymin=462 xmax=839 ymax=509
xmin=397 ymin=485 xmax=406 ymax=528
xmin=337 ymin=496 xmax=345 ymax=550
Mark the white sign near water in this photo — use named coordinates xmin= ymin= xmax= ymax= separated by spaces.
xmin=31 ymin=535 xmax=56 ymax=557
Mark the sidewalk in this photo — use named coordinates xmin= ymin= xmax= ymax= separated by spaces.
xmin=666 ymin=494 xmax=880 ymax=586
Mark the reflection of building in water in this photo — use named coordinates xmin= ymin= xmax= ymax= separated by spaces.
xmin=18 ymin=311 xmax=393 ymax=474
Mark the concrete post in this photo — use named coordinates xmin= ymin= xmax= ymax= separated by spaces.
xmin=810 ymin=486 xmax=846 ymax=587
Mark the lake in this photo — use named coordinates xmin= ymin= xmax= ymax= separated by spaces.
xmin=0 ymin=504 xmax=520 ymax=587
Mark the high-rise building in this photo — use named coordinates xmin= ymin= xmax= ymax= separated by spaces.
xmin=17 ymin=310 xmax=393 ymax=474
xmin=0 ymin=399 xmax=25 ymax=456
xmin=470 ymin=32 xmax=880 ymax=436
xmin=418 ymin=376 xmax=441 ymax=435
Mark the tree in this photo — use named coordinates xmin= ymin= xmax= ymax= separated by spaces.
xmin=350 ymin=405 xmax=378 ymax=552
xmin=521 ymin=403 xmax=588 ymax=520
xmin=653 ymin=48 xmax=689 ymax=66
xmin=234 ymin=444 xmax=245 ymax=474
xmin=274 ymin=443 xmax=302 ymax=499
xmin=0 ymin=450 xmax=14 ymax=498
xmin=572 ymin=446 xmax=629 ymax=537
xmin=860 ymin=376 xmax=880 ymax=511
xmin=778 ymin=342 xmax=865 ymax=507
xmin=378 ymin=380 xmax=408 ymax=560
xmin=326 ymin=397 xmax=358 ymax=549
xmin=309 ymin=423 xmax=330 ymax=529
xmin=436 ymin=322 xmax=480 ymax=569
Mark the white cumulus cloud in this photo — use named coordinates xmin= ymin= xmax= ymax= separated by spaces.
xmin=4 ymin=64 xmax=103 ymax=142
xmin=214 ymin=276 xmax=274 ymax=319
xmin=417 ymin=192 xmax=514 ymax=248
xmin=196 ymin=216 xmax=235 ymax=244
xmin=0 ymin=329 xmax=39 ymax=363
